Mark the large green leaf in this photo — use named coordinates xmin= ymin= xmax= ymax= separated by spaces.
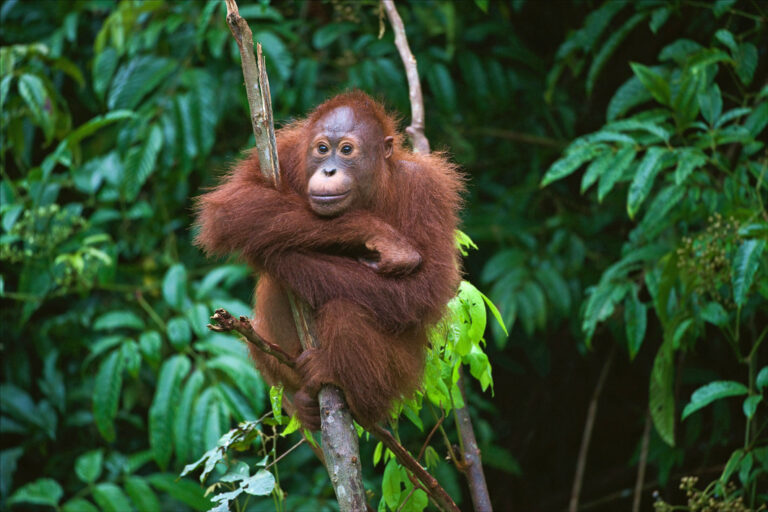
xmin=732 ymin=239 xmax=765 ymax=307
xmin=93 ymin=483 xmax=133 ymax=512
xmin=681 ymin=381 xmax=749 ymax=420
xmin=93 ymin=350 xmax=124 ymax=442
xmin=630 ymin=63 xmax=670 ymax=106
xmin=149 ymin=355 xmax=191 ymax=469
xmin=7 ymin=478 xmax=63 ymax=507
xmin=123 ymin=123 xmax=163 ymax=201
xmin=125 ymin=476 xmax=160 ymax=512
xmin=162 ymin=263 xmax=188 ymax=311
xmin=174 ymin=370 xmax=205 ymax=465
xmin=597 ymin=145 xmax=636 ymax=201
xmin=74 ymin=450 xmax=103 ymax=484
xmin=541 ymin=143 xmax=604 ymax=187
xmin=107 ymin=56 xmax=176 ymax=110
xmin=627 ymin=147 xmax=667 ymax=219
xmin=649 ymin=338 xmax=675 ymax=446
xmin=624 ymin=286 xmax=646 ymax=360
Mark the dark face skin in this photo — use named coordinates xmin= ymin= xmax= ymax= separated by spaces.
xmin=306 ymin=106 xmax=393 ymax=217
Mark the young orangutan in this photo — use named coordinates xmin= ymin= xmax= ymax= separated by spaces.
xmin=195 ymin=91 xmax=464 ymax=429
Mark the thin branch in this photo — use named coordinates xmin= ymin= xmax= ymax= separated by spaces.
xmin=631 ymin=412 xmax=652 ymax=512
xmin=222 ymin=2 xmax=366 ymax=510
xmin=208 ymin=309 xmax=295 ymax=368
xmin=382 ymin=1 xmax=493 ymax=509
xmin=568 ymin=346 xmax=616 ymax=512
xmin=417 ymin=412 xmax=445 ymax=462
xmin=381 ymin=0 xmax=429 ymax=154
xmin=370 ymin=424 xmax=460 ymax=512
xmin=474 ymin=127 xmax=568 ymax=149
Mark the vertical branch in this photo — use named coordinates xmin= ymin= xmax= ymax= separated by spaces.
xmin=456 ymin=375 xmax=492 ymax=511
xmin=381 ymin=0 xmax=429 ymax=154
xmin=632 ymin=412 xmax=652 ymax=512
xmin=568 ymin=346 xmax=615 ymax=512
xmin=223 ymin=2 xmax=366 ymax=510
xmin=382 ymin=1 xmax=492 ymax=510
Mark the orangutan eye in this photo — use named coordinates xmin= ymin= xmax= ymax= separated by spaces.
xmin=341 ymin=144 xmax=353 ymax=155
xmin=318 ymin=143 xmax=329 ymax=154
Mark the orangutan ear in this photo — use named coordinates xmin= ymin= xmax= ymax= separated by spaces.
xmin=383 ymin=136 xmax=394 ymax=159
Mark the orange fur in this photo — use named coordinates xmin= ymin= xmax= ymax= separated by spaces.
xmin=195 ymin=91 xmax=464 ymax=427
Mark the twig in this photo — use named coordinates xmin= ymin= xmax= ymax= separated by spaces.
xmin=208 ymin=308 xmax=295 ymax=368
xmin=417 ymin=412 xmax=444 ymax=462
xmin=382 ymin=1 xmax=493 ymax=509
xmin=631 ymin=412 xmax=652 ymax=512
xmin=568 ymin=346 xmax=616 ymax=512
xmin=381 ymin=0 xmax=429 ymax=154
xmin=474 ymin=127 xmax=567 ymax=149
xmin=265 ymin=438 xmax=306 ymax=470
xmin=223 ymin=2 xmax=366 ymax=510
xmin=370 ymin=424 xmax=460 ymax=512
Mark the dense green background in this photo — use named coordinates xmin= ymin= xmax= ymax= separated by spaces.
xmin=1 ymin=0 xmax=766 ymax=510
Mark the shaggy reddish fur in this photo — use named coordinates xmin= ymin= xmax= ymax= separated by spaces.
xmin=195 ymin=91 xmax=464 ymax=427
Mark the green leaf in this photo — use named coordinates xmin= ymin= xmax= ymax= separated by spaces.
xmin=382 ymin=459 xmax=402 ymax=508
xmin=94 ymin=310 xmax=145 ymax=331
xmin=744 ymin=102 xmax=768 ymax=138
xmin=92 ymin=483 xmax=133 ymax=512
xmin=682 ymin=381 xmax=749 ymax=420
xmin=242 ymin=469 xmax=276 ymax=496
xmin=139 ymin=331 xmax=162 ymax=364
xmin=598 ymin=145 xmax=636 ymax=201
xmin=649 ymin=7 xmax=670 ymax=33
xmin=714 ymin=29 xmax=738 ymax=53
xmin=167 ymin=317 xmax=192 ymax=350
xmin=108 ymin=56 xmax=176 ymax=110
xmin=75 ymin=450 xmax=103 ymax=484
xmin=93 ymin=350 xmax=124 ymax=442
xmin=149 ymin=355 xmax=191 ymax=470
xmin=123 ymin=124 xmax=163 ymax=201
xmin=146 ymin=473 xmax=213 ymax=511
xmin=269 ymin=386 xmax=283 ymax=423
xmin=65 ymin=111 xmax=135 ymax=148
xmin=18 ymin=73 xmax=53 ymax=140
xmin=674 ymin=148 xmax=707 ymax=185
xmin=625 ymin=287 xmax=646 ymax=360
xmin=8 ymin=478 xmax=63 ymax=507
xmin=163 ymin=263 xmax=188 ymax=310
xmin=757 ymin=366 xmax=768 ymax=390
xmin=125 ymin=476 xmax=160 ymax=512
xmin=743 ymin=395 xmax=761 ymax=420
xmin=698 ymin=83 xmax=723 ymax=125
xmin=733 ymin=42 xmax=757 ymax=85
xmin=649 ymin=338 xmax=675 ymax=446
xmin=630 ymin=63 xmax=670 ymax=106
xmin=93 ymin=47 xmax=118 ymax=101
xmin=312 ymin=22 xmax=356 ymax=49
xmin=580 ymin=149 xmax=615 ymax=194
xmin=607 ymin=75 xmax=652 ymax=121
xmin=541 ymin=143 xmax=603 ymax=186
xmin=174 ymin=370 xmax=204 ymax=465
xmin=700 ymin=301 xmax=729 ymax=326
xmin=732 ymin=239 xmax=765 ymax=307
xmin=627 ymin=147 xmax=667 ymax=219
xmin=478 ymin=289 xmax=508 ymax=336
xmin=720 ymin=449 xmax=744 ymax=485
xmin=62 ymin=499 xmax=100 ymax=512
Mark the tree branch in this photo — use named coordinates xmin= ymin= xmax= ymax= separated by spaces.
xmin=208 ymin=308 xmax=294 ymax=368
xmin=222 ymin=2 xmax=366 ymax=510
xmin=568 ymin=346 xmax=615 ymax=512
xmin=382 ymin=2 xmax=493 ymax=510
xmin=381 ymin=0 xmax=429 ymax=155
